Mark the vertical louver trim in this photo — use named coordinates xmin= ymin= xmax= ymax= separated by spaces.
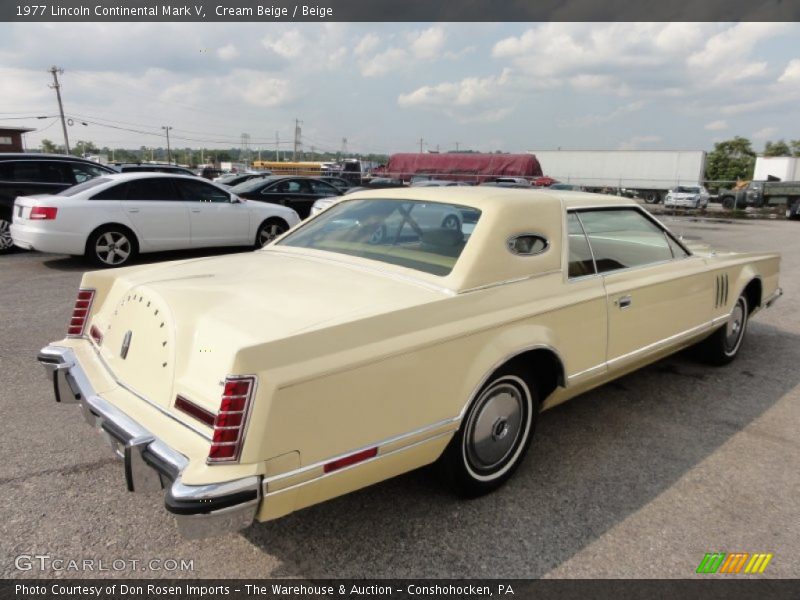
xmin=715 ymin=274 xmax=729 ymax=308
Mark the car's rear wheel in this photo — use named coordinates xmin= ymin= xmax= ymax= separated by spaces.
xmin=722 ymin=197 xmax=735 ymax=209
xmin=0 ymin=216 xmax=14 ymax=253
xmin=441 ymin=368 xmax=538 ymax=497
xmin=87 ymin=226 xmax=138 ymax=267
xmin=696 ymin=294 xmax=749 ymax=365
xmin=255 ymin=218 xmax=289 ymax=248
xmin=441 ymin=214 xmax=461 ymax=230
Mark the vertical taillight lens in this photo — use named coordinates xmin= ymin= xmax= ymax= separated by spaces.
xmin=67 ymin=288 xmax=95 ymax=337
xmin=208 ymin=376 xmax=255 ymax=464
xmin=29 ymin=206 xmax=58 ymax=220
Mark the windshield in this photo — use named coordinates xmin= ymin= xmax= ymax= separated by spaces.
xmin=57 ymin=177 xmax=112 ymax=196
xmin=277 ymin=198 xmax=481 ymax=276
xmin=672 ymin=186 xmax=701 ymax=193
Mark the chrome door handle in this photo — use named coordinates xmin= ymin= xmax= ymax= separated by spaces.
xmin=616 ymin=295 xmax=632 ymax=309
xmin=127 ymin=209 xmax=139 ymax=213
xmin=191 ymin=209 xmax=201 ymax=213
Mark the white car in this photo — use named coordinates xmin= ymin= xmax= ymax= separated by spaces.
xmin=664 ymin=185 xmax=710 ymax=209
xmin=10 ymin=172 xmax=300 ymax=267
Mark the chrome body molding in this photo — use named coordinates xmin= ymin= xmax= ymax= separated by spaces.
xmin=38 ymin=345 xmax=259 ymax=539
xmin=263 ymin=427 xmax=456 ymax=497
xmin=567 ymin=315 xmax=729 ymax=383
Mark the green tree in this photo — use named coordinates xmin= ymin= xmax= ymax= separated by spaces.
xmin=40 ymin=139 xmax=60 ymax=153
xmin=71 ymin=140 xmax=99 ymax=157
xmin=790 ymin=140 xmax=800 ymax=157
xmin=705 ymin=136 xmax=756 ymax=184
xmin=763 ymin=140 xmax=792 ymax=157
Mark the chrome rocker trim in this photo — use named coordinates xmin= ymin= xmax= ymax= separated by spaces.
xmin=37 ymin=345 xmax=260 ymax=539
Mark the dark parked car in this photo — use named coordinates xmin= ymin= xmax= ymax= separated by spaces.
xmin=111 ymin=163 xmax=198 ymax=177
xmin=317 ymin=176 xmax=353 ymax=192
xmin=215 ymin=172 xmax=271 ymax=187
xmin=230 ymin=176 xmax=342 ymax=219
xmin=0 ymin=153 xmax=116 ymax=252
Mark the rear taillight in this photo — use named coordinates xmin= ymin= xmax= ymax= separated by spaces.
xmin=30 ymin=206 xmax=58 ymax=220
xmin=67 ymin=288 xmax=95 ymax=337
xmin=208 ymin=376 xmax=256 ymax=464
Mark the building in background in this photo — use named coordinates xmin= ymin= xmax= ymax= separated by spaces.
xmin=0 ymin=127 xmax=34 ymax=153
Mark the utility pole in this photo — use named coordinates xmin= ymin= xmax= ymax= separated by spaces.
xmin=275 ymin=131 xmax=280 ymax=161
xmin=48 ymin=66 xmax=70 ymax=154
xmin=419 ymin=138 xmax=424 ymax=153
xmin=341 ymin=137 xmax=348 ymax=156
xmin=454 ymin=141 xmax=460 ymax=152
xmin=161 ymin=126 xmax=173 ymax=163
xmin=293 ymin=118 xmax=302 ymax=161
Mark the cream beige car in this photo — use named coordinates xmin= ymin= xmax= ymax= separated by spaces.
xmin=38 ymin=188 xmax=781 ymax=538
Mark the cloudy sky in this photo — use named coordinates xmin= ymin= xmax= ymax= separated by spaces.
xmin=1 ymin=22 xmax=799 ymax=155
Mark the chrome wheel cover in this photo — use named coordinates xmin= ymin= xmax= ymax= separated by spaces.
xmin=463 ymin=377 xmax=530 ymax=480
xmin=95 ymin=231 xmax=131 ymax=266
xmin=724 ymin=298 xmax=747 ymax=355
xmin=0 ymin=219 xmax=13 ymax=251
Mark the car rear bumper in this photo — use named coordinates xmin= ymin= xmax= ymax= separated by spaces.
xmin=37 ymin=345 xmax=261 ymax=539
xmin=10 ymin=222 xmax=86 ymax=255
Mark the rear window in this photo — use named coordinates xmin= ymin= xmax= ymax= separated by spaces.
xmin=278 ymin=198 xmax=480 ymax=276
xmin=57 ymin=177 xmax=112 ymax=196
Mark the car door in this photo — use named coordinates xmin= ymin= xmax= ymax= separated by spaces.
xmin=574 ymin=208 xmax=713 ymax=370
xmin=175 ymin=178 xmax=250 ymax=247
xmin=263 ymin=178 xmax=317 ymax=218
xmin=122 ymin=177 xmax=190 ymax=251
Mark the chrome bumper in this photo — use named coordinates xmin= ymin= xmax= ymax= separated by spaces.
xmin=37 ymin=345 xmax=261 ymax=539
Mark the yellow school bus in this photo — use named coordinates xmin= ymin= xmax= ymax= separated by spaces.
xmin=251 ymin=161 xmax=327 ymax=176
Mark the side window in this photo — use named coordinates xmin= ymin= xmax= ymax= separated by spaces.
xmin=578 ymin=209 xmax=674 ymax=273
xmin=0 ymin=162 xmax=14 ymax=180
xmin=309 ymin=180 xmax=337 ymax=195
xmin=126 ymin=178 xmax=181 ymax=201
xmin=38 ymin=162 xmax=72 ymax=183
xmin=176 ymin=179 xmax=230 ymax=203
xmin=91 ymin=182 xmax=129 ymax=201
xmin=71 ymin=163 xmax=109 ymax=183
xmin=567 ymin=213 xmax=596 ymax=278
xmin=666 ymin=234 xmax=689 ymax=259
xmin=11 ymin=162 xmax=44 ymax=181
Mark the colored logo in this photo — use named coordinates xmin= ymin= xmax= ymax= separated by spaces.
xmin=696 ymin=552 xmax=773 ymax=574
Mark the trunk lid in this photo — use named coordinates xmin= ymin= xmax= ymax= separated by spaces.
xmin=92 ymin=250 xmax=446 ymax=417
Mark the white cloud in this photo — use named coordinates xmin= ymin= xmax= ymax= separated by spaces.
xmin=752 ymin=126 xmax=778 ymax=140
xmin=217 ymin=44 xmax=239 ymax=61
xmin=262 ymin=30 xmax=305 ymax=59
xmin=618 ymin=135 xmax=661 ymax=150
xmin=354 ymin=33 xmax=380 ymax=58
xmin=360 ymin=47 xmax=408 ymax=78
xmin=704 ymin=120 xmax=729 ymax=131
xmin=398 ymin=70 xmax=514 ymax=122
xmin=408 ymin=27 xmax=445 ymax=59
xmin=778 ymin=59 xmax=800 ymax=84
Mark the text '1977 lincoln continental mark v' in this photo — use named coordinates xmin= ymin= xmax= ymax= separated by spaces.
xmin=38 ymin=187 xmax=781 ymax=538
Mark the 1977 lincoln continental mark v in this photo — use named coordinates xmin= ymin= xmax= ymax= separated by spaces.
xmin=38 ymin=187 xmax=781 ymax=538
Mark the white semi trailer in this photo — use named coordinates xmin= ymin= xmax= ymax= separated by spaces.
xmin=528 ymin=150 xmax=707 ymax=203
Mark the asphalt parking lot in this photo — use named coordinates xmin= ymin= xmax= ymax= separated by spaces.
xmin=1 ymin=215 xmax=798 ymax=579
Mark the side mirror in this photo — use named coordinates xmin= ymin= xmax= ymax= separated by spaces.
xmin=231 ymin=195 xmax=243 ymax=203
